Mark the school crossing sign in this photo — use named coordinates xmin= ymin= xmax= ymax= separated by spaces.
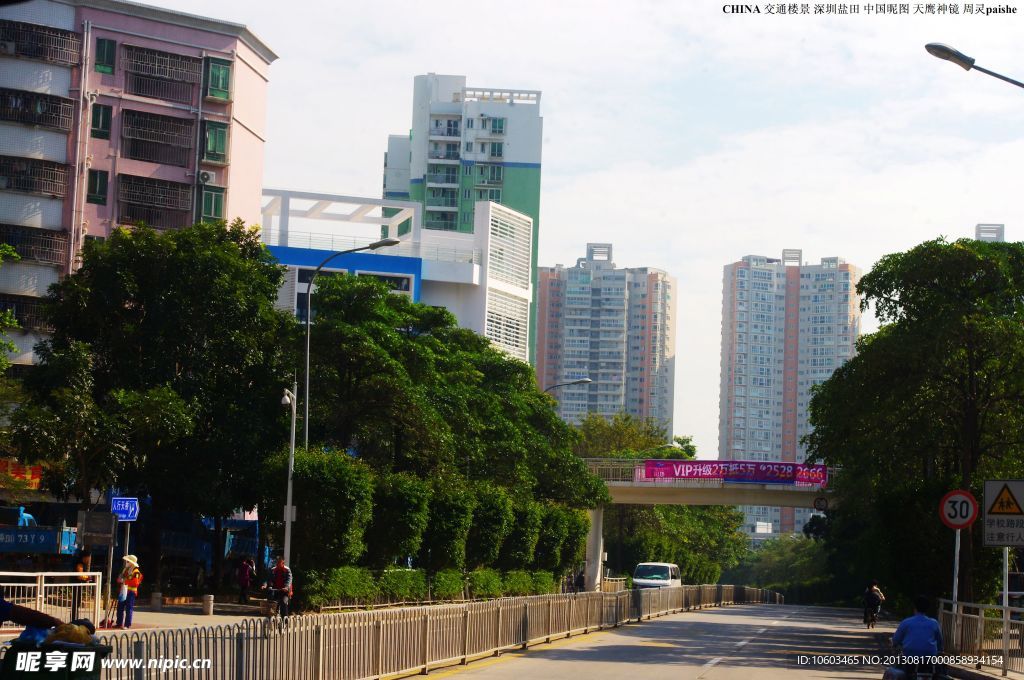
xmin=983 ymin=480 xmax=1024 ymax=547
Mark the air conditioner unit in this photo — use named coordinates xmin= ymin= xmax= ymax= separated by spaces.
xmin=198 ymin=171 xmax=212 ymax=184
xmin=0 ymin=41 xmax=16 ymax=55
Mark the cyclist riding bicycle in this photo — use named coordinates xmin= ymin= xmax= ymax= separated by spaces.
xmin=863 ymin=579 xmax=885 ymax=628
xmin=892 ymin=595 xmax=944 ymax=680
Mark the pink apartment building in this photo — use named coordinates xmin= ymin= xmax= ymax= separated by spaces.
xmin=0 ymin=0 xmax=276 ymax=367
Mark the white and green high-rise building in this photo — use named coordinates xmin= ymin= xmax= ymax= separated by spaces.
xmin=384 ymin=73 xmax=543 ymax=360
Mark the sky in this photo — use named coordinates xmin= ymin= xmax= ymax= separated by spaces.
xmin=171 ymin=0 xmax=1024 ymax=458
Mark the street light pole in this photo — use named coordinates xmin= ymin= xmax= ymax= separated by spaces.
xmin=542 ymin=378 xmax=593 ymax=394
xmin=281 ymin=383 xmax=297 ymax=566
xmin=925 ymin=43 xmax=1024 ymax=90
xmin=303 ymin=238 xmax=400 ymax=448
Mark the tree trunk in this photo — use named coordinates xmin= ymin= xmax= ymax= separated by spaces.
xmin=213 ymin=515 xmax=224 ymax=593
xmin=148 ymin=498 xmax=164 ymax=593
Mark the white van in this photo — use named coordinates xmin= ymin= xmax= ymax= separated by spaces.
xmin=632 ymin=562 xmax=682 ymax=589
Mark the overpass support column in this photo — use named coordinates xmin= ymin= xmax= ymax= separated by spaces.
xmin=585 ymin=506 xmax=604 ymax=592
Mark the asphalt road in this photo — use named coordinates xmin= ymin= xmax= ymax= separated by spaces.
xmin=429 ymin=604 xmax=892 ymax=680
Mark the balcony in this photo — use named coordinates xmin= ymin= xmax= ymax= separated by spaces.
xmin=425 ymin=218 xmax=458 ymax=231
xmin=123 ymin=45 xmax=201 ymax=104
xmin=426 ymin=173 xmax=458 ymax=186
xmin=119 ymin=203 xmax=192 ymax=230
xmin=0 ymin=155 xmax=68 ymax=197
xmin=428 ymin=127 xmax=460 ymax=138
xmin=475 ymin=177 xmax=503 ymax=187
xmin=0 ymin=294 xmax=51 ymax=332
xmin=427 ymin=150 xmax=460 ymax=161
xmin=0 ymin=20 xmax=81 ymax=66
xmin=0 ymin=88 xmax=74 ymax=132
xmin=122 ymin=109 xmax=194 ymax=167
xmin=0 ymin=224 xmax=68 ymax=267
xmin=425 ymin=196 xmax=457 ymax=208
xmin=118 ymin=174 xmax=192 ymax=211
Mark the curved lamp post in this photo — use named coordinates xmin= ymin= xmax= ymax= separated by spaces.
xmin=542 ymin=377 xmax=593 ymax=394
xmin=304 ymin=238 xmax=400 ymax=448
xmin=925 ymin=43 xmax=1024 ymax=90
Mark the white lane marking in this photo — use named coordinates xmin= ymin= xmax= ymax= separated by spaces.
xmin=756 ymin=627 xmax=767 ymax=634
xmin=698 ymin=657 xmax=723 ymax=678
xmin=734 ymin=638 xmax=751 ymax=649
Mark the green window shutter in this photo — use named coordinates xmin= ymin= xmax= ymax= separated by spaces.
xmin=205 ymin=59 xmax=232 ymax=100
xmin=203 ymin=122 xmax=229 ymax=163
xmin=95 ymin=39 xmax=116 ymax=74
xmin=201 ymin=186 xmax=225 ymax=221
xmin=90 ymin=104 xmax=112 ymax=139
xmin=86 ymin=170 xmax=108 ymax=205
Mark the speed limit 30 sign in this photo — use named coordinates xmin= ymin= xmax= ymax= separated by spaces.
xmin=940 ymin=489 xmax=979 ymax=530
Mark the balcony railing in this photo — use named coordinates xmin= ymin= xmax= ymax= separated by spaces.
xmin=0 ymin=155 xmax=68 ymax=197
xmin=119 ymin=203 xmax=192 ymax=230
xmin=428 ymin=127 xmax=460 ymax=138
xmin=123 ymin=139 xmax=191 ymax=167
xmin=0 ymin=294 xmax=51 ymax=332
xmin=0 ymin=88 xmax=74 ymax=132
xmin=0 ymin=20 xmax=81 ymax=66
xmin=427 ymin=150 xmax=460 ymax=161
xmin=475 ymin=177 xmax=502 ymax=186
xmin=125 ymin=73 xmax=193 ymax=104
xmin=425 ymin=196 xmax=457 ymax=207
xmin=425 ymin=174 xmax=458 ymax=184
xmin=261 ymin=228 xmax=481 ymax=265
xmin=122 ymin=109 xmax=194 ymax=148
xmin=0 ymin=224 xmax=68 ymax=267
xmin=123 ymin=45 xmax=202 ymax=84
xmin=425 ymin=218 xmax=458 ymax=230
xmin=118 ymin=174 xmax=192 ymax=211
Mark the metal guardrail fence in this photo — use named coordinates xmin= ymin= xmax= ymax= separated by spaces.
xmin=0 ymin=571 xmax=102 ymax=628
xmin=601 ymin=577 xmax=627 ymax=593
xmin=2 ymin=585 xmax=777 ymax=679
xmin=939 ymin=599 xmax=1024 ymax=676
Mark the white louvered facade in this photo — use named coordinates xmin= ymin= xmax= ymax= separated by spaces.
xmin=485 ymin=288 xmax=529 ymax=362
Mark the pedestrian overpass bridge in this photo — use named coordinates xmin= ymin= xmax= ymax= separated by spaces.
xmin=580 ymin=458 xmax=834 ymax=590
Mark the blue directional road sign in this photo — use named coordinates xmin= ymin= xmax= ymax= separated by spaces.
xmin=110 ymin=497 xmax=139 ymax=522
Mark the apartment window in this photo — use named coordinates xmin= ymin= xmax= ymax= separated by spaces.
xmin=205 ymin=59 xmax=231 ymax=100
xmin=90 ymin=104 xmax=112 ymax=139
xmin=463 ymin=189 xmax=471 ymax=199
xmin=466 ymin=118 xmax=474 ymax=129
xmin=490 ymin=117 xmax=505 ymax=134
xmin=86 ymin=170 xmax=108 ymax=205
xmin=489 ymin=142 xmax=503 ymax=158
xmin=203 ymin=121 xmax=229 ymax=163
xmin=464 ymin=142 xmax=472 ymax=152
xmin=201 ymin=185 xmax=225 ymax=222
xmin=480 ymin=143 xmax=486 ymax=153
xmin=95 ymin=38 xmax=116 ymax=74
xmin=476 ymin=188 xmax=501 ymax=202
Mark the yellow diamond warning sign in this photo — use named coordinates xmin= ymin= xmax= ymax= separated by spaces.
xmin=984 ymin=480 xmax=1024 ymax=547
xmin=989 ymin=485 xmax=1024 ymax=515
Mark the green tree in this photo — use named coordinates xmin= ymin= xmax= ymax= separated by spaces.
xmin=532 ymin=504 xmax=570 ymax=572
xmin=807 ymin=238 xmax=1024 ymax=603
xmin=465 ymin=482 xmax=513 ymax=569
xmin=419 ymin=478 xmax=475 ymax=572
xmin=365 ymin=472 xmax=431 ymax=567
xmin=264 ymin=447 xmax=375 ymax=571
xmin=30 ymin=222 xmax=294 ymax=585
xmin=498 ymin=501 xmax=544 ymax=570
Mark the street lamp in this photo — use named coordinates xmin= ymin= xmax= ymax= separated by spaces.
xmin=303 ymin=238 xmax=400 ymax=448
xmin=925 ymin=43 xmax=1024 ymax=90
xmin=281 ymin=383 xmax=297 ymax=566
xmin=543 ymin=377 xmax=592 ymax=394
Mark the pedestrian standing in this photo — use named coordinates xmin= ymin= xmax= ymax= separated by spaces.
xmin=115 ymin=554 xmax=143 ymax=629
xmin=69 ymin=557 xmax=90 ymax=621
xmin=237 ymin=557 xmax=255 ymax=604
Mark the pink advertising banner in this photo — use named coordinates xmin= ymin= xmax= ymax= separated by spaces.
xmin=642 ymin=460 xmax=828 ymax=486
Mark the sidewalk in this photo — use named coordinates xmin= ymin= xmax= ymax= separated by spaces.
xmin=1 ymin=602 xmax=265 ymax=638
